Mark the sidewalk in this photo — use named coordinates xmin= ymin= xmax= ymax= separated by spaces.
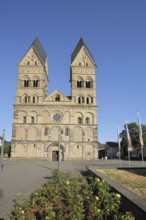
xmin=0 ymin=160 xmax=74 ymax=219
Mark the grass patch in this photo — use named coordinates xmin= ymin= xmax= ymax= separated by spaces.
xmin=96 ymin=169 xmax=146 ymax=199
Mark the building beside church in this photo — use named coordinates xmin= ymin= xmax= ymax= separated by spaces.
xmin=11 ymin=38 xmax=98 ymax=160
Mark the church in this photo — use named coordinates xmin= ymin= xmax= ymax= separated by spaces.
xmin=11 ymin=37 xmax=98 ymax=160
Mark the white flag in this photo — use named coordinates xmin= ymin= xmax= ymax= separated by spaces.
xmin=125 ymin=119 xmax=132 ymax=148
xmin=137 ymin=111 xmax=144 ymax=147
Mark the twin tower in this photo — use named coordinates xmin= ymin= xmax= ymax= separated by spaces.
xmin=11 ymin=38 xmax=98 ymax=160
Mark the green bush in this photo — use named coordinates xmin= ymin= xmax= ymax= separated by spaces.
xmin=11 ymin=170 xmax=134 ymax=220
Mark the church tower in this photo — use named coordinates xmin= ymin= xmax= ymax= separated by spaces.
xmin=11 ymin=38 xmax=48 ymax=157
xmin=15 ymin=38 xmax=48 ymax=105
xmin=70 ymin=38 xmax=96 ymax=106
xmin=69 ymin=38 xmax=98 ymax=159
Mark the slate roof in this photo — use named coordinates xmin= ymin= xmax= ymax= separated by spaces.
xmin=71 ymin=37 xmax=95 ymax=64
xmin=31 ymin=38 xmax=47 ymax=64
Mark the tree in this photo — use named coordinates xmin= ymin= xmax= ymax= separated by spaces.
xmin=120 ymin=122 xmax=146 ymax=149
xmin=4 ymin=145 xmax=11 ymax=154
xmin=0 ymin=145 xmax=11 ymax=157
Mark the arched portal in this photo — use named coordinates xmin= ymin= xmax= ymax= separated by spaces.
xmin=47 ymin=142 xmax=65 ymax=161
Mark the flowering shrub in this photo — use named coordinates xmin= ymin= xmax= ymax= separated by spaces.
xmin=11 ymin=170 xmax=134 ymax=220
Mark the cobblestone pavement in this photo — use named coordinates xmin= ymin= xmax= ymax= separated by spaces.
xmin=0 ymin=159 xmax=144 ymax=219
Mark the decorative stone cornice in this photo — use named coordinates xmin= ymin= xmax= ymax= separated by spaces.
xmin=19 ymin=66 xmax=45 ymax=73
xmin=14 ymin=104 xmax=97 ymax=112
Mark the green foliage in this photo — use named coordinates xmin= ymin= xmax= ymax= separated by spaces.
xmin=4 ymin=145 xmax=11 ymax=154
xmin=0 ymin=145 xmax=11 ymax=154
xmin=10 ymin=170 xmax=134 ymax=220
xmin=120 ymin=122 xmax=146 ymax=148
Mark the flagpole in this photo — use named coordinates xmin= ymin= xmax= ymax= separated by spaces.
xmin=0 ymin=129 xmax=5 ymax=171
xmin=117 ymin=125 xmax=121 ymax=167
xmin=137 ymin=111 xmax=144 ymax=167
xmin=141 ymin=148 xmax=144 ymax=167
xmin=125 ymin=118 xmax=131 ymax=167
xmin=128 ymin=147 xmax=130 ymax=167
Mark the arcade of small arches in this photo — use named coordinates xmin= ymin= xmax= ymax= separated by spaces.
xmin=13 ymin=125 xmax=95 ymax=143
xmin=75 ymin=77 xmax=93 ymax=88
xmin=22 ymin=76 xmax=40 ymax=88
xmin=77 ymin=96 xmax=93 ymax=104
xmin=22 ymin=95 xmax=38 ymax=104
xmin=23 ymin=79 xmax=39 ymax=87
xmin=15 ymin=110 xmax=95 ymax=125
xmin=22 ymin=115 xmax=91 ymax=125
xmin=78 ymin=117 xmax=90 ymax=124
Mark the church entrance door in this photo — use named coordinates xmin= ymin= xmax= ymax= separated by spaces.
xmin=52 ymin=150 xmax=59 ymax=161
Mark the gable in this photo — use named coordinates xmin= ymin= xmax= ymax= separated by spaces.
xmin=71 ymin=47 xmax=95 ymax=67
xmin=44 ymin=89 xmax=71 ymax=102
xmin=71 ymin=38 xmax=96 ymax=66
xmin=19 ymin=47 xmax=43 ymax=66
xmin=19 ymin=38 xmax=47 ymax=66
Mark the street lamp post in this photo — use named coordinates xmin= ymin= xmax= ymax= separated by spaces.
xmin=0 ymin=129 xmax=5 ymax=171
xmin=58 ymin=130 xmax=63 ymax=170
xmin=0 ymin=137 xmax=2 ymax=170
xmin=58 ymin=132 xmax=61 ymax=170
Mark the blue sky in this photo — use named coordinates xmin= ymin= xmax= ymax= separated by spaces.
xmin=0 ymin=0 xmax=146 ymax=143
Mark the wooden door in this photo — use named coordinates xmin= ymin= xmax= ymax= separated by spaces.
xmin=52 ymin=150 xmax=58 ymax=161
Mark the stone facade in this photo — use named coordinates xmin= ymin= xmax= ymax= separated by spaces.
xmin=11 ymin=38 xmax=98 ymax=160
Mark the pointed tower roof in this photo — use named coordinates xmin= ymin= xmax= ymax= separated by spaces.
xmin=71 ymin=37 xmax=95 ymax=64
xmin=31 ymin=37 xmax=47 ymax=64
